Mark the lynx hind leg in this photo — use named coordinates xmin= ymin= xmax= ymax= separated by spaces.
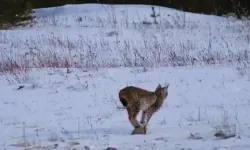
xmin=127 ymin=106 xmax=141 ymax=128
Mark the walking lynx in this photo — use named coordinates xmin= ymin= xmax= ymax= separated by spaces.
xmin=119 ymin=83 xmax=169 ymax=134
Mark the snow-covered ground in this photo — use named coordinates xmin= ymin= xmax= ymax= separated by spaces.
xmin=1 ymin=3 xmax=250 ymax=150
xmin=1 ymin=67 xmax=250 ymax=150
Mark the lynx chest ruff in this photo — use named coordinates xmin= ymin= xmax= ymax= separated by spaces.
xmin=139 ymin=97 xmax=157 ymax=111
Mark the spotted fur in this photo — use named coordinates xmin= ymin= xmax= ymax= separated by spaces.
xmin=118 ymin=84 xmax=169 ymax=130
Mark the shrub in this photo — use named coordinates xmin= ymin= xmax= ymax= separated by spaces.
xmin=0 ymin=0 xmax=33 ymax=28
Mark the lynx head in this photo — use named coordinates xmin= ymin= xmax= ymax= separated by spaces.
xmin=155 ymin=83 xmax=169 ymax=100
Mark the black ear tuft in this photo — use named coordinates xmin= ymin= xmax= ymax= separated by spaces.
xmin=166 ymin=83 xmax=170 ymax=89
xmin=156 ymin=84 xmax=161 ymax=89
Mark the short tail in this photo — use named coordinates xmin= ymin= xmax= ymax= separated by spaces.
xmin=120 ymin=98 xmax=127 ymax=107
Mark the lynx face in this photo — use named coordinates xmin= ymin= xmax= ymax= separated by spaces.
xmin=155 ymin=83 xmax=169 ymax=101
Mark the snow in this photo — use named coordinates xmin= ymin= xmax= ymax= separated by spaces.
xmin=1 ymin=4 xmax=250 ymax=69
xmin=1 ymin=67 xmax=250 ymax=150
xmin=0 ymin=3 xmax=250 ymax=150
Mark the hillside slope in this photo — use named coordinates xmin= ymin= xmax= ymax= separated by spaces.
xmin=0 ymin=4 xmax=250 ymax=150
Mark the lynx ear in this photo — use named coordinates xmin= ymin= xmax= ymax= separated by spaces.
xmin=163 ymin=82 xmax=170 ymax=88
xmin=163 ymin=84 xmax=169 ymax=94
xmin=156 ymin=84 xmax=161 ymax=90
xmin=166 ymin=83 xmax=170 ymax=89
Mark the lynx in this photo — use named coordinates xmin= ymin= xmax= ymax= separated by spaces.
xmin=118 ymin=83 xmax=169 ymax=134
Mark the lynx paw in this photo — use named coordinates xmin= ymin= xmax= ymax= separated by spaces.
xmin=131 ymin=126 xmax=147 ymax=135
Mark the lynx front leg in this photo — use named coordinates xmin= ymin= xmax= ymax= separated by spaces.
xmin=127 ymin=107 xmax=141 ymax=128
xmin=144 ymin=107 xmax=157 ymax=126
xmin=140 ymin=111 xmax=147 ymax=125
xmin=139 ymin=111 xmax=148 ymax=134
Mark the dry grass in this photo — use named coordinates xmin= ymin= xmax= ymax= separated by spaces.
xmin=0 ymin=6 xmax=249 ymax=77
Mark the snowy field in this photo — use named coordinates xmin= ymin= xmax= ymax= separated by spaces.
xmin=1 ymin=3 xmax=250 ymax=150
